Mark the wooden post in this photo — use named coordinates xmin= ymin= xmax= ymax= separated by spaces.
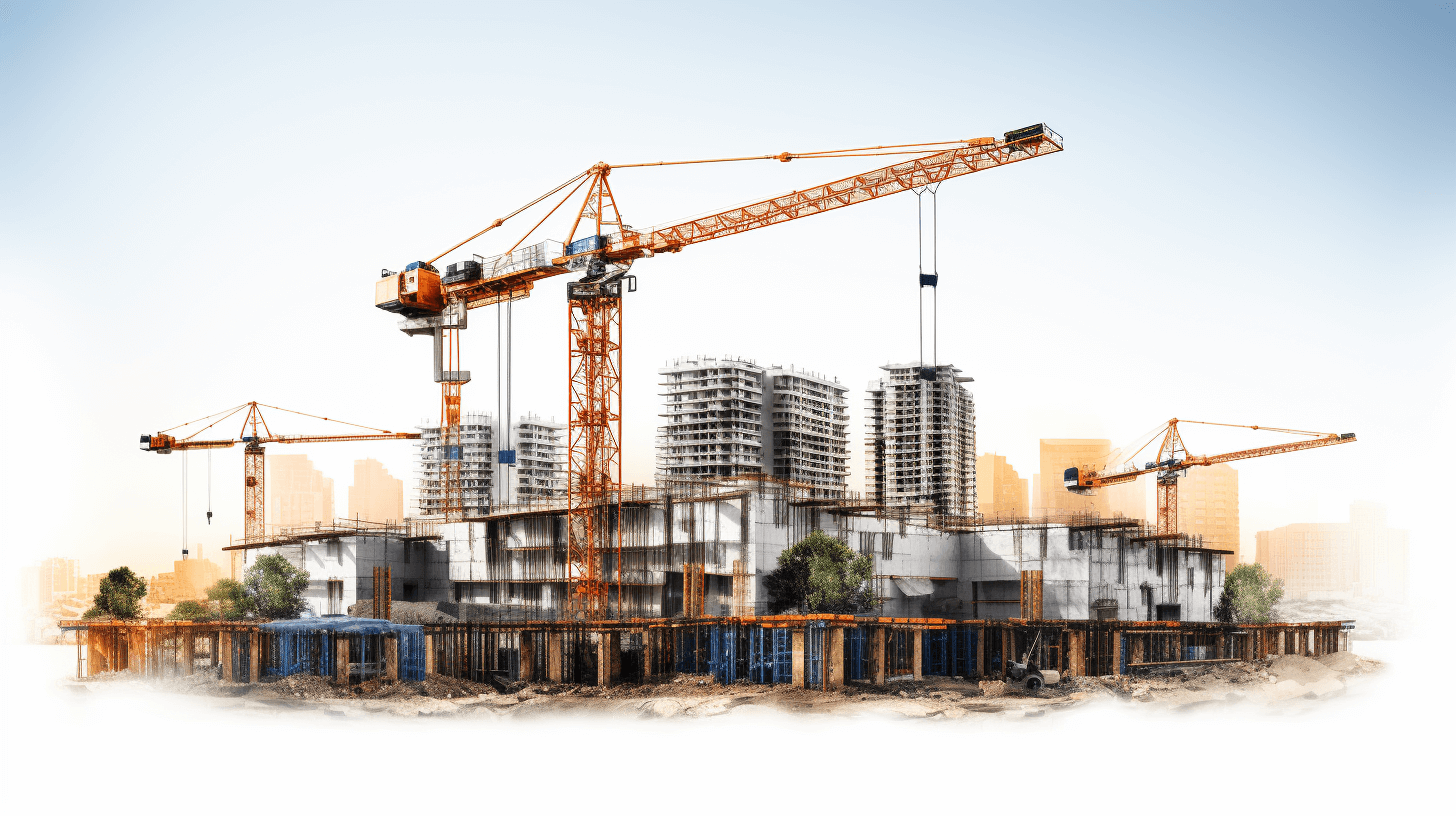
xmin=791 ymin=629 xmax=806 ymax=688
xmin=334 ymin=635 xmax=350 ymax=684
xmin=870 ymin=628 xmax=886 ymax=685
xmin=547 ymin=633 xmax=564 ymax=683
xmin=1215 ymin=632 xmax=1226 ymax=661
xmin=424 ymin=634 xmax=435 ymax=675
xmin=975 ymin=627 xmax=984 ymax=678
xmin=597 ymin=632 xmax=620 ymax=688
xmin=248 ymin=630 xmax=261 ymax=684
xmin=182 ymin=631 xmax=195 ymax=676
xmin=912 ymin=629 xmax=923 ymax=681
xmin=1067 ymin=630 xmax=1085 ymax=678
xmin=643 ymin=629 xmax=655 ymax=680
xmin=518 ymin=632 xmax=534 ymax=683
xmin=1132 ymin=635 xmax=1145 ymax=667
xmin=1000 ymin=629 xmax=1011 ymax=679
xmin=385 ymin=636 xmax=399 ymax=682
xmin=826 ymin=628 xmax=845 ymax=690
xmin=1111 ymin=630 xmax=1123 ymax=677
xmin=76 ymin=631 xmax=83 ymax=680
xmin=221 ymin=631 xmax=234 ymax=682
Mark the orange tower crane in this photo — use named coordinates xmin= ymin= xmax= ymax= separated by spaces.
xmin=374 ymin=124 xmax=1065 ymax=618
xmin=140 ymin=402 xmax=421 ymax=543
xmin=1063 ymin=419 xmax=1357 ymax=536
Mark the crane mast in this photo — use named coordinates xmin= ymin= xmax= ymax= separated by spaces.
xmin=377 ymin=124 xmax=1064 ymax=618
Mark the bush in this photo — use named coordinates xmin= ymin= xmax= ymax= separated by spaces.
xmin=763 ymin=530 xmax=878 ymax=614
xmin=1217 ymin=563 xmax=1284 ymax=624
xmin=88 ymin=567 xmax=148 ymax=620
xmin=206 ymin=578 xmax=251 ymax=620
xmin=167 ymin=599 xmax=216 ymax=621
xmin=242 ymin=554 xmax=310 ymax=619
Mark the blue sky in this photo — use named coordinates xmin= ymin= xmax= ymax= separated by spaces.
xmin=1 ymin=1 xmax=1452 ymax=579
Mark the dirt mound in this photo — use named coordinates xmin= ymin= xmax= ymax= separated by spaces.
xmin=1316 ymin=651 xmax=1379 ymax=675
xmin=978 ymin=680 xmax=1007 ymax=698
xmin=1266 ymin=655 xmax=1339 ymax=685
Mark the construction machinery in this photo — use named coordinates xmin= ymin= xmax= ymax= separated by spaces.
xmin=1063 ymin=419 xmax=1357 ymax=535
xmin=140 ymin=401 xmax=420 ymax=543
xmin=376 ymin=124 xmax=1065 ymax=618
xmin=1008 ymin=631 xmax=1060 ymax=691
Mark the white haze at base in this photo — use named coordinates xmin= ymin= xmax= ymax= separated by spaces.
xmin=1 ymin=640 xmax=1445 ymax=813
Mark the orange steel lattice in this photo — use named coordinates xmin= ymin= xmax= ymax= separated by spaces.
xmin=565 ymin=283 xmax=624 ymax=619
xmin=1069 ymin=419 xmax=1356 ymax=535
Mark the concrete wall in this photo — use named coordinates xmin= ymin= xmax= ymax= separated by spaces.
xmin=253 ymin=534 xmax=450 ymax=617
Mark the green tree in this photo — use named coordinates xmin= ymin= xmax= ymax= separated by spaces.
xmin=166 ymin=599 xmax=216 ymax=621
xmin=84 ymin=567 xmax=148 ymax=620
xmin=763 ymin=530 xmax=878 ymax=614
xmin=206 ymin=578 xmax=251 ymax=619
xmin=242 ymin=554 xmax=311 ymax=619
xmin=1216 ymin=563 xmax=1284 ymax=624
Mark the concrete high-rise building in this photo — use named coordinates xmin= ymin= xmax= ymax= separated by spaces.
xmin=267 ymin=454 xmax=334 ymax=530
xmin=764 ymin=365 xmax=849 ymax=494
xmin=1176 ymin=463 xmax=1239 ymax=570
xmin=348 ymin=458 xmax=404 ymax=524
xmin=657 ymin=357 xmax=766 ymax=480
xmin=417 ymin=411 xmax=493 ymax=517
xmin=35 ymin=557 xmax=80 ymax=604
xmin=656 ymin=357 xmax=849 ymax=494
xmin=514 ymin=413 xmax=566 ymax=500
xmin=864 ymin=362 xmax=976 ymax=516
xmin=976 ymin=453 xmax=1028 ymax=520
xmin=1256 ymin=502 xmax=1409 ymax=602
xmin=1035 ymin=439 xmax=1111 ymax=518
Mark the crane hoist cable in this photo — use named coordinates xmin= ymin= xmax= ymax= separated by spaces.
xmin=207 ymin=449 xmax=213 ymax=525
xmin=913 ymin=183 xmax=942 ymax=379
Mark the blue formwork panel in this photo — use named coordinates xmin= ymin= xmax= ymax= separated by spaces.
xmin=949 ymin=627 xmax=978 ymax=677
xmin=259 ymin=618 xmax=425 ymax=682
xmin=922 ymin=630 xmax=948 ymax=676
xmin=845 ymin=627 xmax=867 ymax=681
xmin=708 ymin=624 xmax=737 ymax=684
xmin=806 ymin=622 xmax=824 ymax=689
xmin=773 ymin=629 xmax=792 ymax=684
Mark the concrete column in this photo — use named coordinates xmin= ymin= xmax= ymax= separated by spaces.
xmin=248 ymin=631 xmax=261 ymax=684
xmin=182 ymin=632 xmax=195 ymax=676
xmin=385 ymin=636 xmax=399 ymax=682
xmin=547 ymin=633 xmax=564 ymax=683
xmin=827 ymin=628 xmax=845 ymax=690
xmin=791 ymin=629 xmax=806 ymax=688
xmin=974 ymin=627 xmax=984 ymax=678
xmin=334 ymin=636 xmax=350 ymax=684
xmin=597 ymin=632 xmax=620 ymax=688
xmin=911 ymin=630 xmax=923 ymax=681
xmin=221 ymin=632 xmax=234 ymax=682
xmin=870 ymin=628 xmax=886 ymax=685
xmin=424 ymin=634 xmax=435 ymax=675
xmin=1111 ymin=631 xmax=1123 ymax=677
xmin=519 ymin=632 xmax=534 ymax=683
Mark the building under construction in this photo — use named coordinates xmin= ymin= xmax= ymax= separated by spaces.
xmin=226 ymin=477 xmax=1227 ymax=624
xmin=865 ymin=362 xmax=977 ymax=516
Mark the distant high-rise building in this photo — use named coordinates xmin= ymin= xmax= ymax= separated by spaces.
xmin=267 ymin=454 xmax=334 ymax=530
xmin=655 ymin=357 xmax=849 ymax=494
xmin=1256 ymin=502 xmax=1408 ymax=602
xmin=865 ymin=362 xmax=976 ymax=516
xmin=147 ymin=556 xmax=223 ymax=605
xmin=35 ymin=557 xmax=80 ymax=605
xmin=514 ymin=414 xmax=566 ymax=500
xmin=657 ymin=357 xmax=767 ymax=481
xmin=976 ymin=453 xmax=1028 ymax=520
xmin=764 ymin=365 xmax=849 ymax=494
xmin=348 ymin=458 xmax=404 ymax=523
xmin=1176 ymin=463 xmax=1239 ymax=570
xmin=1035 ymin=439 xmax=1111 ymax=518
xmin=416 ymin=411 xmax=493 ymax=517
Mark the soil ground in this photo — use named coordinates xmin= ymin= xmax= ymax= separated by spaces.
xmin=71 ymin=651 xmax=1381 ymax=719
